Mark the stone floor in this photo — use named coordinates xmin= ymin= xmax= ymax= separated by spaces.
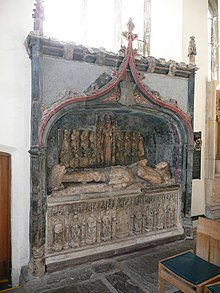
xmin=18 ymin=237 xmax=195 ymax=293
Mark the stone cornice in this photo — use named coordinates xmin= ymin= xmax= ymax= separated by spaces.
xmin=25 ymin=33 xmax=197 ymax=79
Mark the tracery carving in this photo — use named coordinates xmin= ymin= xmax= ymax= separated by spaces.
xmin=102 ymin=87 xmax=120 ymax=102
xmin=133 ymin=91 xmax=150 ymax=106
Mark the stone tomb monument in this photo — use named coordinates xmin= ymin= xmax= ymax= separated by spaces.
xmin=26 ymin=17 xmax=195 ymax=276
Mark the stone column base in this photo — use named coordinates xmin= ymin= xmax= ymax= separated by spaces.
xmin=182 ymin=217 xmax=194 ymax=239
xmin=205 ymin=203 xmax=220 ymax=220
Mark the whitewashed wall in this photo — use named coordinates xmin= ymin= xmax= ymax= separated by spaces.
xmin=182 ymin=0 xmax=208 ymax=216
xmin=0 ymin=0 xmax=32 ymax=285
xmin=151 ymin=0 xmax=208 ymax=216
xmin=151 ymin=0 xmax=183 ymax=61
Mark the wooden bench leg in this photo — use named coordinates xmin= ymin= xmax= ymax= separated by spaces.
xmin=158 ymin=268 xmax=165 ymax=293
xmin=196 ymin=286 xmax=204 ymax=293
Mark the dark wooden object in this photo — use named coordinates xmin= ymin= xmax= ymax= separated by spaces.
xmin=0 ymin=153 xmax=11 ymax=280
xmin=158 ymin=217 xmax=220 ymax=293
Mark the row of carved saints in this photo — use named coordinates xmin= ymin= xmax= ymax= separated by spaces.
xmin=47 ymin=209 xmax=116 ymax=252
xmin=132 ymin=201 xmax=176 ymax=234
xmin=46 ymin=195 xmax=177 ymax=253
xmin=59 ymin=113 xmax=145 ymax=169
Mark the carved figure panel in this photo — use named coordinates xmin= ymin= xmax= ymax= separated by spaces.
xmin=46 ymin=187 xmax=180 ymax=254
xmin=58 ymin=113 xmax=146 ymax=169
xmin=132 ymin=206 xmax=143 ymax=234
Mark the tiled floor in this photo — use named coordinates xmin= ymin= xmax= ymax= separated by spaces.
xmin=18 ymin=237 xmax=195 ymax=293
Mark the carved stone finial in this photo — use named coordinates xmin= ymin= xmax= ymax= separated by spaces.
xmin=127 ymin=18 xmax=135 ymax=33
xmin=147 ymin=56 xmax=156 ymax=73
xmin=168 ymin=60 xmax=177 ymax=76
xmin=32 ymin=0 xmax=45 ymax=35
xmin=188 ymin=36 xmax=197 ymax=65
xmin=122 ymin=18 xmax=138 ymax=43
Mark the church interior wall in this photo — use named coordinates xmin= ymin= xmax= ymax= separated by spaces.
xmin=182 ymin=0 xmax=208 ymax=216
xmin=151 ymin=0 xmax=208 ymax=216
xmin=0 ymin=0 xmax=208 ymax=285
xmin=0 ymin=0 xmax=32 ymax=285
xmin=151 ymin=0 xmax=183 ymax=61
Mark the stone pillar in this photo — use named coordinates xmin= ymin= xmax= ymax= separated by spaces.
xmin=28 ymin=146 xmax=46 ymax=277
xmin=185 ymin=144 xmax=194 ymax=217
xmin=205 ymin=81 xmax=220 ymax=219
xmin=181 ymin=143 xmax=194 ymax=238
xmin=27 ymin=27 xmax=46 ymax=276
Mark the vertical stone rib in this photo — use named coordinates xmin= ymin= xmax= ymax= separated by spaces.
xmin=212 ymin=15 xmax=219 ymax=80
xmin=114 ymin=0 xmax=122 ymax=52
xmin=143 ymin=0 xmax=151 ymax=56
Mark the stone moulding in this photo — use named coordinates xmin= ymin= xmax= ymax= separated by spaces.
xmin=25 ymin=34 xmax=198 ymax=77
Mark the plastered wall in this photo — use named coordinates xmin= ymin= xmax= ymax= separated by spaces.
xmin=0 ymin=0 xmax=32 ymax=285
xmin=151 ymin=0 xmax=208 ymax=216
xmin=182 ymin=0 xmax=208 ymax=216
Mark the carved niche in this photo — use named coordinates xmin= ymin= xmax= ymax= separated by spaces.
xmin=58 ymin=113 xmax=145 ymax=169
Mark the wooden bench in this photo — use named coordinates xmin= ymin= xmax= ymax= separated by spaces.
xmin=158 ymin=217 xmax=220 ymax=293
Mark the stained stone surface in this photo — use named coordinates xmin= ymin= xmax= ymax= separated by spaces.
xmin=92 ymin=262 xmax=117 ymax=274
xmin=106 ymin=272 xmax=144 ymax=293
xmin=42 ymin=280 xmax=112 ymax=293
xmin=20 ymin=238 xmax=195 ymax=293
xmin=42 ymin=57 xmax=113 ymax=106
xmin=142 ymin=73 xmax=188 ymax=113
